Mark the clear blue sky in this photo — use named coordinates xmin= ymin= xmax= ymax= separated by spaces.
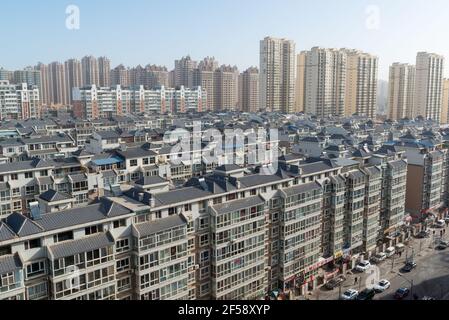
xmin=2 ymin=0 xmax=449 ymax=80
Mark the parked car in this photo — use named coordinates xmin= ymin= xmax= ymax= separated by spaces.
xmin=394 ymin=287 xmax=410 ymax=300
xmin=385 ymin=246 xmax=396 ymax=257
xmin=395 ymin=243 xmax=405 ymax=253
xmin=445 ymin=216 xmax=449 ymax=223
xmin=421 ymin=296 xmax=436 ymax=300
xmin=371 ymin=252 xmax=387 ymax=263
xmin=440 ymin=240 xmax=449 ymax=246
xmin=436 ymin=242 xmax=447 ymax=250
xmin=434 ymin=220 xmax=445 ymax=228
xmin=400 ymin=261 xmax=417 ymax=273
xmin=341 ymin=289 xmax=358 ymax=300
xmin=373 ymin=279 xmax=391 ymax=293
xmin=357 ymin=288 xmax=376 ymax=300
xmin=325 ymin=275 xmax=346 ymax=290
xmin=355 ymin=261 xmax=371 ymax=272
xmin=416 ymin=230 xmax=430 ymax=239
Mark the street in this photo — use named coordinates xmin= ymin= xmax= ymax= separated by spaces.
xmin=309 ymin=232 xmax=449 ymax=300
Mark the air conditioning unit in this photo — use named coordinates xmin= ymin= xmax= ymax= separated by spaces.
xmin=194 ymin=264 xmax=200 ymax=270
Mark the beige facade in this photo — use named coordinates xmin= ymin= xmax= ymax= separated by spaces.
xmin=193 ymin=57 xmax=218 ymax=111
xmin=65 ymin=59 xmax=83 ymax=104
xmin=302 ymin=47 xmax=347 ymax=117
xmin=214 ymin=65 xmax=239 ymax=111
xmin=175 ymin=56 xmax=197 ymax=88
xmin=441 ymin=79 xmax=449 ymax=124
xmin=414 ymin=52 xmax=444 ymax=122
xmin=344 ymin=50 xmax=378 ymax=118
xmin=239 ymin=67 xmax=259 ymax=112
xmin=387 ymin=63 xmax=415 ymax=121
xmin=295 ymin=52 xmax=306 ymax=113
xmin=98 ymin=57 xmax=111 ymax=87
xmin=259 ymin=37 xmax=296 ymax=113
xmin=81 ymin=55 xmax=100 ymax=87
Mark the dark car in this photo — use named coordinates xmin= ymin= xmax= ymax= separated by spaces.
xmin=400 ymin=261 xmax=417 ymax=273
xmin=325 ymin=275 xmax=346 ymax=290
xmin=356 ymin=288 xmax=376 ymax=300
xmin=416 ymin=231 xmax=430 ymax=239
xmin=394 ymin=287 xmax=410 ymax=300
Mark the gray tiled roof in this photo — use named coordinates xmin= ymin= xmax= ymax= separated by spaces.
xmin=212 ymin=196 xmax=265 ymax=215
xmin=116 ymin=147 xmax=157 ymax=159
xmin=49 ymin=232 xmax=114 ymax=259
xmin=5 ymin=212 xmax=44 ymax=237
xmin=135 ymin=214 xmax=187 ymax=237
xmin=0 ymin=223 xmax=16 ymax=242
xmin=135 ymin=176 xmax=167 ymax=186
xmin=282 ymin=182 xmax=322 ymax=197
xmin=37 ymin=176 xmax=53 ymax=185
xmin=153 ymin=187 xmax=212 ymax=207
xmin=0 ymin=254 xmax=22 ymax=275
xmin=39 ymin=189 xmax=72 ymax=202
xmin=348 ymin=170 xmax=366 ymax=179
xmin=299 ymin=162 xmax=335 ymax=175
xmin=237 ymin=174 xmax=282 ymax=188
xmin=5 ymin=199 xmax=132 ymax=235
xmin=68 ymin=173 xmax=87 ymax=183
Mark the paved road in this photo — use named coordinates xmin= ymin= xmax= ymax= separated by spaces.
xmin=309 ymin=232 xmax=449 ymax=300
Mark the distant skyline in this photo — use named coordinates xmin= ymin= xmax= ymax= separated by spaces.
xmin=2 ymin=0 xmax=449 ymax=80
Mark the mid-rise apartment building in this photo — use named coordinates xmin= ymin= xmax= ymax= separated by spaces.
xmin=0 ymin=81 xmax=40 ymax=120
xmin=239 ymin=67 xmax=259 ymax=113
xmin=73 ymin=85 xmax=207 ymax=119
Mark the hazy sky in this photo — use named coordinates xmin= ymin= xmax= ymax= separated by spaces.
xmin=2 ymin=0 xmax=449 ymax=80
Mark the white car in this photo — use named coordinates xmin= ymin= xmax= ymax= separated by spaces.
xmin=341 ymin=289 xmax=358 ymax=300
xmin=371 ymin=252 xmax=387 ymax=263
xmin=355 ymin=260 xmax=371 ymax=272
xmin=373 ymin=279 xmax=391 ymax=293
xmin=434 ymin=220 xmax=445 ymax=228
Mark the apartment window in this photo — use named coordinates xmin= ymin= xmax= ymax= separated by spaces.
xmin=113 ymin=219 xmax=127 ymax=229
xmin=25 ymin=172 xmax=33 ymax=179
xmin=53 ymin=231 xmax=73 ymax=243
xmin=200 ymin=266 xmax=209 ymax=280
xmin=25 ymin=186 xmax=35 ymax=196
xmin=184 ymin=204 xmax=192 ymax=212
xmin=250 ymin=189 xmax=257 ymax=196
xmin=25 ymin=261 xmax=45 ymax=279
xmin=116 ymin=257 xmax=130 ymax=272
xmin=200 ymin=283 xmax=210 ymax=295
xmin=12 ymin=201 xmax=21 ymax=211
xmin=213 ymin=197 xmax=222 ymax=205
xmin=130 ymin=159 xmax=138 ymax=167
xmin=0 ymin=176 xmax=3 ymax=182
xmin=12 ymin=188 xmax=20 ymax=197
xmin=240 ymin=192 xmax=246 ymax=198
xmin=143 ymin=158 xmax=149 ymax=165
xmin=116 ymin=239 xmax=130 ymax=253
xmin=40 ymin=170 xmax=48 ymax=177
xmin=199 ymin=234 xmax=209 ymax=246
xmin=24 ymin=238 xmax=41 ymax=250
xmin=168 ymin=207 xmax=177 ymax=215
xmin=226 ymin=193 xmax=236 ymax=201
xmin=117 ymin=277 xmax=131 ymax=293
xmin=27 ymin=282 xmax=48 ymax=300
xmin=199 ymin=217 xmax=209 ymax=230
xmin=10 ymin=174 xmax=18 ymax=180
xmin=85 ymin=224 xmax=103 ymax=235
xmin=200 ymin=250 xmax=209 ymax=263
